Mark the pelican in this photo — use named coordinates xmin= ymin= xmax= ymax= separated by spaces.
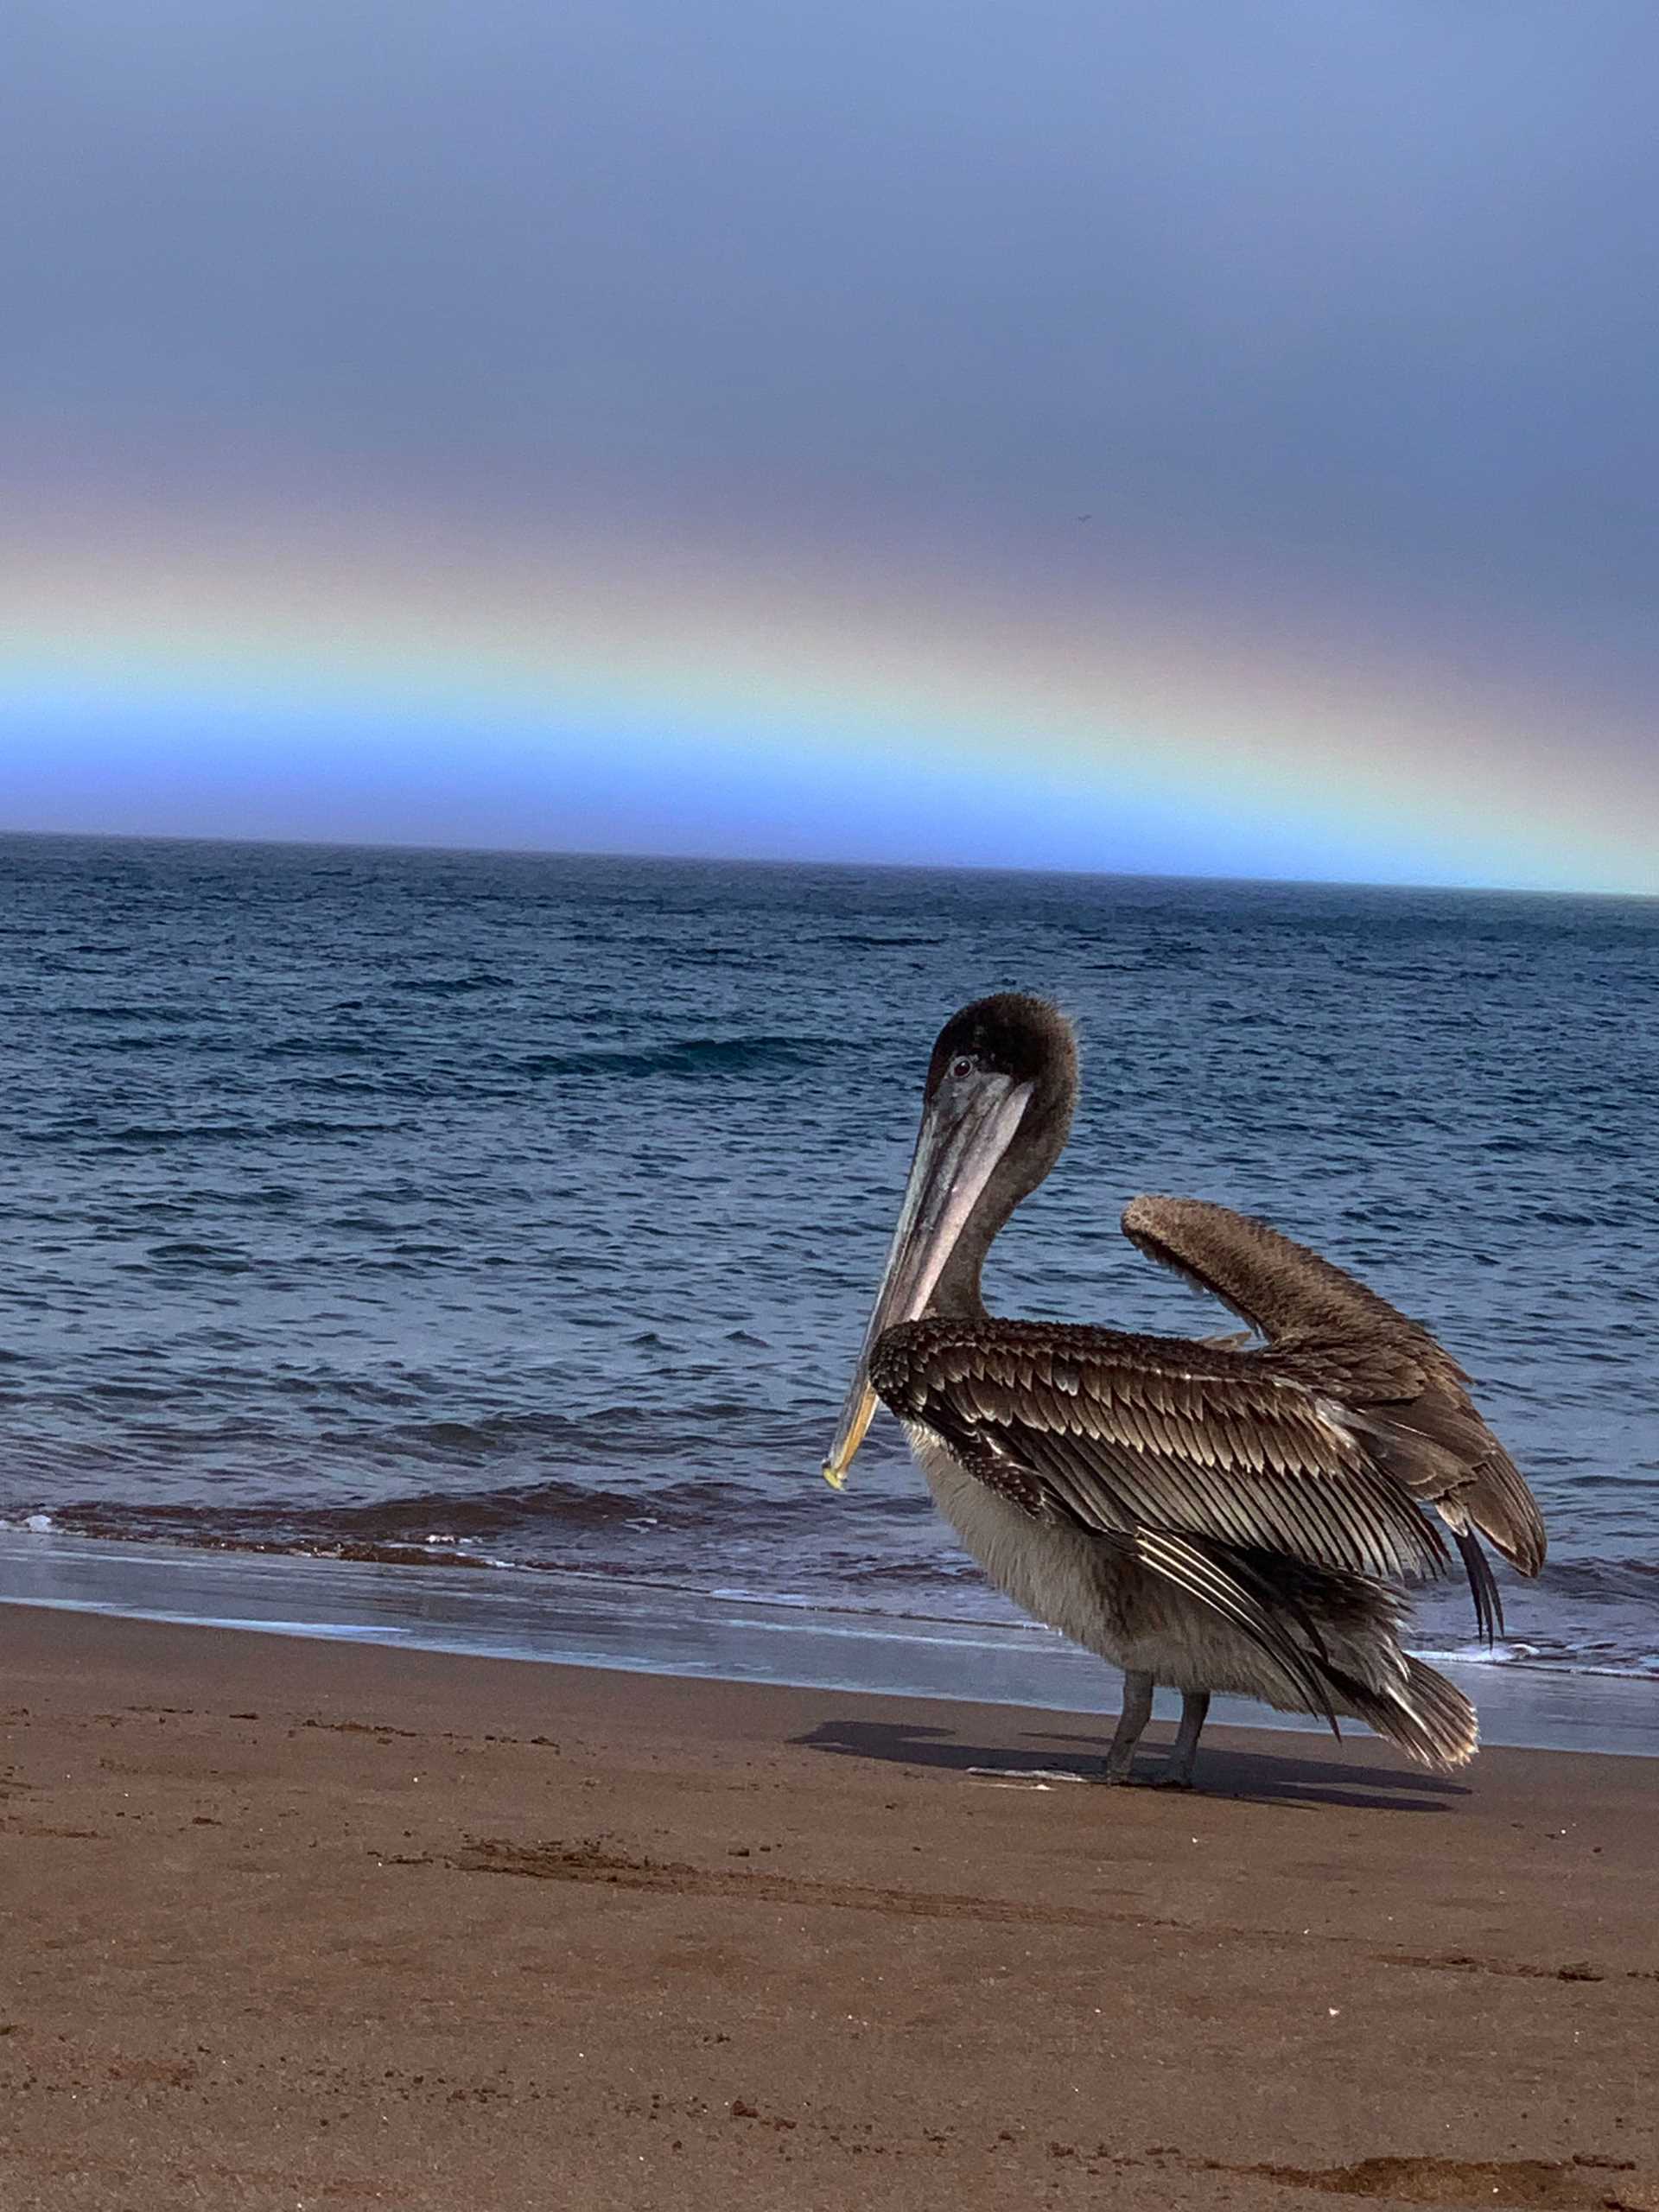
xmin=822 ymin=994 xmax=1546 ymax=1788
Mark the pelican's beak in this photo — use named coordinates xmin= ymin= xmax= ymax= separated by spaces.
xmin=822 ymin=1068 xmax=1033 ymax=1490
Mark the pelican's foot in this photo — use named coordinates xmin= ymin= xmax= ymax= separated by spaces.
xmin=1094 ymin=1761 xmax=1139 ymax=1787
xmin=1149 ymin=1771 xmax=1195 ymax=1792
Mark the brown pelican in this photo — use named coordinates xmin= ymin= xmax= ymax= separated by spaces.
xmin=823 ymin=994 xmax=1546 ymax=1788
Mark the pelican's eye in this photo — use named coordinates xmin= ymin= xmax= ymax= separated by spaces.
xmin=950 ymin=1054 xmax=974 ymax=1079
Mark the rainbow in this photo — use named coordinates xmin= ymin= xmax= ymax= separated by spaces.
xmin=3 ymin=493 xmax=1654 ymax=893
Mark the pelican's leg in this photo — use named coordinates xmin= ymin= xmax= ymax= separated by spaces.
xmin=1154 ymin=1691 xmax=1211 ymax=1790
xmin=1100 ymin=1670 xmax=1154 ymax=1783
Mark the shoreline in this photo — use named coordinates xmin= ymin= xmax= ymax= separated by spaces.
xmin=4 ymin=1526 xmax=1656 ymax=1760
xmin=3 ymin=1602 xmax=1656 ymax=2211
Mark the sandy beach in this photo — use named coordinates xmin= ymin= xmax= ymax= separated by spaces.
xmin=3 ymin=1605 xmax=1656 ymax=2212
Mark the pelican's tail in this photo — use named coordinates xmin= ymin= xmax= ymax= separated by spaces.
xmin=1329 ymin=1656 xmax=1478 ymax=1773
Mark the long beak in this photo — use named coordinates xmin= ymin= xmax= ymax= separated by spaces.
xmin=822 ymin=1072 xmax=1033 ymax=1490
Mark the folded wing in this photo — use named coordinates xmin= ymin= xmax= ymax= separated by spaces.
xmin=870 ymin=1314 xmax=1450 ymax=1715
xmin=872 ymin=1315 xmax=1448 ymax=1585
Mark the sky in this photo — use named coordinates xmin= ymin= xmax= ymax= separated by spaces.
xmin=2 ymin=2 xmax=1656 ymax=891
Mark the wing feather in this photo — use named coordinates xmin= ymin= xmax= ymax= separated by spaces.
xmin=872 ymin=1318 xmax=1450 ymax=1589
xmin=1128 ymin=1529 xmax=1339 ymax=1722
xmin=1122 ymin=1196 xmax=1547 ymax=1580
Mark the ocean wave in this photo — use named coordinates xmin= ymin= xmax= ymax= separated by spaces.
xmin=10 ymin=1503 xmax=1656 ymax=1681
xmin=34 ymin=1115 xmax=420 ymax=1147
xmin=392 ymin=972 xmax=514 ymax=996
xmin=508 ymin=1035 xmax=841 ymax=1080
xmin=259 ymin=1033 xmax=382 ymax=1060
xmin=6 ymin=1518 xmax=1657 ymax=1683
xmin=17 ymin=1469 xmax=762 ymax=1545
xmin=826 ymin=932 xmax=940 ymax=950
xmin=1534 ymin=1555 xmax=1659 ymax=1595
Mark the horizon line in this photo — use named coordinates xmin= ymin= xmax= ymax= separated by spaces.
xmin=3 ymin=821 xmax=1651 ymax=905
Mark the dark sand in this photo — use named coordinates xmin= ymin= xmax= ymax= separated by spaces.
xmin=3 ymin=1606 xmax=1656 ymax=2212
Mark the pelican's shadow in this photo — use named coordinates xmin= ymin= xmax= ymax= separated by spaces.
xmin=791 ymin=1714 xmax=1469 ymax=1813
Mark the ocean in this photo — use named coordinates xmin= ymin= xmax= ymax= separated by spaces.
xmin=2 ymin=833 xmax=1656 ymax=1718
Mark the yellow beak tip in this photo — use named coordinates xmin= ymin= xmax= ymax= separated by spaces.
xmin=821 ymin=1464 xmax=849 ymax=1493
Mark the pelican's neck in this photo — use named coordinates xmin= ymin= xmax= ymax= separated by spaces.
xmin=925 ymin=1138 xmax=1052 ymax=1319
xmin=927 ymin=1219 xmax=997 ymax=1319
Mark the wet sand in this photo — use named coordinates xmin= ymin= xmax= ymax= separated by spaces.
xmin=3 ymin=1605 xmax=1656 ymax=2211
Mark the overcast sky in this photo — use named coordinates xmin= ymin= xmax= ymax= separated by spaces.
xmin=3 ymin=2 xmax=1656 ymax=874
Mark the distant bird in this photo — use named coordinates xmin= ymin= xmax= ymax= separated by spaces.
xmin=823 ymin=994 xmax=1545 ymax=1788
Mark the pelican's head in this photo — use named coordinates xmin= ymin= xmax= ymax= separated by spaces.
xmin=821 ymin=993 xmax=1077 ymax=1490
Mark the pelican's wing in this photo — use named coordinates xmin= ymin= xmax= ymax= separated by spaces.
xmin=870 ymin=1315 xmax=1450 ymax=1716
xmin=1121 ymin=1196 xmax=1547 ymax=1582
xmin=871 ymin=1316 xmax=1448 ymax=1584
